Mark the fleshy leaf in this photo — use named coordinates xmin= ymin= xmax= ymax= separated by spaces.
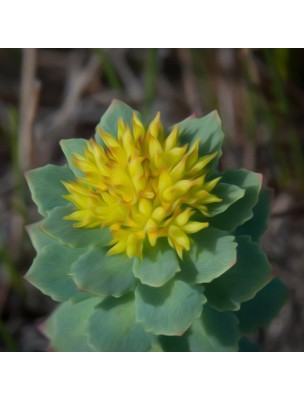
xmin=71 ymin=247 xmax=136 ymax=297
xmin=159 ymin=334 xmax=190 ymax=352
xmin=177 ymin=111 xmax=224 ymax=167
xmin=149 ymin=340 xmax=164 ymax=352
xmin=236 ymin=278 xmax=289 ymax=334
xmin=238 ymin=337 xmax=261 ymax=352
xmin=25 ymin=164 xmax=74 ymax=217
xmin=42 ymin=205 xmax=111 ymax=248
xmin=70 ymin=291 xmax=95 ymax=304
xmin=25 ymin=243 xmax=83 ymax=302
xmin=188 ymin=305 xmax=239 ymax=351
xmin=44 ymin=297 xmax=101 ymax=352
xmin=180 ymin=228 xmax=237 ymax=284
xmin=206 ymin=183 xmax=245 ymax=217
xmin=60 ymin=138 xmax=88 ymax=177
xmin=26 ymin=222 xmax=57 ymax=252
xmin=205 ymin=236 xmax=272 ymax=311
xmin=236 ymin=188 xmax=271 ymax=241
xmin=210 ymin=169 xmax=262 ymax=232
xmin=135 ymin=279 xmax=206 ymax=336
xmin=160 ymin=307 xmax=239 ymax=352
xmin=95 ymin=99 xmax=142 ymax=145
xmin=88 ymin=294 xmax=154 ymax=352
xmin=132 ymin=245 xmax=180 ymax=287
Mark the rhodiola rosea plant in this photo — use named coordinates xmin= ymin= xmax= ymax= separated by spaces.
xmin=25 ymin=100 xmax=288 ymax=351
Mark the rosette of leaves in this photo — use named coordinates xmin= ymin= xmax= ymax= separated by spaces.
xmin=25 ymin=100 xmax=288 ymax=352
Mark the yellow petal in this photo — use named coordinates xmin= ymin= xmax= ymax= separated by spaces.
xmin=162 ymin=180 xmax=193 ymax=202
xmin=168 ymin=225 xmax=190 ymax=250
xmin=107 ymin=240 xmax=127 ymax=256
xmin=147 ymin=112 xmax=161 ymax=139
xmin=98 ymin=128 xmax=120 ymax=150
xmin=186 ymin=139 xmax=200 ymax=168
xmin=158 ymin=169 xmax=173 ymax=192
xmin=183 ymin=221 xmax=209 ymax=233
xmin=151 ymin=206 xmax=166 ymax=222
xmin=117 ymin=117 xmax=125 ymax=141
xmin=148 ymin=231 xmax=158 ymax=246
xmin=190 ymin=152 xmax=218 ymax=174
xmin=170 ymin=156 xmax=186 ymax=181
xmin=203 ymin=176 xmax=221 ymax=191
xmin=132 ymin=112 xmax=145 ymax=140
xmin=165 ymin=125 xmax=178 ymax=150
xmin=139 ymin=198 xmax=152 ymax=215
xmin=174 ymin=208 xmax=193 ymax=226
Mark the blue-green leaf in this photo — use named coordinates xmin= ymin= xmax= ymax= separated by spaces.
xmin=206 ymin=183 xmax=245 ymax=217
xmin=188 ymin=305 xmax=239 ymax=351
xmin=238 ymin=337 xmax=261 ymax=352
xmin=177 ymin=111 xmax=224 ymax=167
xmin=181 ymin=228 xmax=237 ymax=284
xmin=25 ymin=164 xmax=74 ymax=216
xmin=236 ymin=188 xmax=271 ymax=241
xmin=159 ymin=334 xmax=190 ymax=352
xmin=44 ymin=297 xmax=101 ymax=352
xmin=210 ymin=169 xmax=262 ymax=232
xmin=88 ymin=294 xmax=154 ymax=352
xmin=25 ymin=243 xmax=83 ymax=302
xmin=205 ymin=236 xmax=272 ymax=311
xmin=26 ymin=222 xmax=57 ymax=252
xmin=149 ymin=340 xmax=164 ymax=352
xmin=60 ymin=138 xmax=87 ymax=177
xmin=236 ymin=278 xmax=289 ymax=334
xmin=71 ymin=247 xmax=136 ymax=297
xmin=95 ymin=99 xmax=142 ymax=145
xmin=135 ymin=279 xmax=206 ymax=336
xmin=132 ymin=245 xmax=180 ymax=287
xmin=70 ymin=291 xmax=95 ymax=304
xmin=42 ymin=205 xmax=111 ymax=248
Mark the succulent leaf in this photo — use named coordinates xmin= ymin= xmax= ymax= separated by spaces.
xmin=42 ymin=205 xmax=111 ymax=248
xmin=236 ymin=278 xmax=289 ymax=334
xmin=26 ymin=222 xmax=57 ymax=252
xmin=71 ymin=247 xmax=136 ymax=297
xmin=135 ymin=279 xmax=207 ymax=336
xmin=238 ymin=337 xmax=261 ymax=352
xmin=94 ymin=99 xmax=142 ymax=144
xmin=159 ymin=334 xmax=190 ymax=352
xmin=206 ymin=182 xmax=245 ymax=217
xmin=177 ymin=111 xmax=224 ymax=167
xmin=180 ymin=227 xmax=237 ymax=284
xmin=88 ymin=294 xmax=154 ymax=352
xmin=236 ymin=188 xmax=271 ymax=241
xmin=205 ymin=236 xmax=272 ymax=311
xmin=132 ymin=245 xmax=181 ymax=287
xmin=25 ymin=243 xmax=83 ymax=302
xmin=25 ymin=164 xmax=74 ymax=216
xmin=60 ymin=138 xmax=88 ymax=177
xmin=210 ymin=169 xmax=262 ymax=232
xmin=43 ymin=297 xmax=101 ymax=351
xmin=187 ymin=305 xmax=240 ymax=351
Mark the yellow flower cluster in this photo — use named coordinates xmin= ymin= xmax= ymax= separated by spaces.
xmin=62 ymin=112 xmax=222 ymax=258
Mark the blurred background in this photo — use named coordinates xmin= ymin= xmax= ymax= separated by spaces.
xmin=0 ymin=48 xmax=303 ymax=351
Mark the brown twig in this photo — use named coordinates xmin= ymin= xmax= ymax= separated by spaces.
xmin=35 ymin=51 xmax=101 ymax=165
xmin=18 ymin=48 xmax=40 ymax=171
xmin=177 ymin=48 xmax=202 ymax=116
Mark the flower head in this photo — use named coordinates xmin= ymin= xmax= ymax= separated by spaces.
xmin=62 ymin=112 xmax=222 ymax=258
